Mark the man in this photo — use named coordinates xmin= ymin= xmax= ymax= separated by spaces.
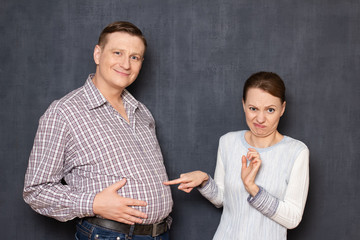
xmin=23 ymin=21 xmax=173 ymax=239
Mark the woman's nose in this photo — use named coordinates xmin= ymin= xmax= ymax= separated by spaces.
xmin=256 ymin=112 xmax=265 ymax=123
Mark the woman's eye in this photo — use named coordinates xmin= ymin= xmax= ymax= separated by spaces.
xmin=268 ymin=108 xmax=275 ymax=113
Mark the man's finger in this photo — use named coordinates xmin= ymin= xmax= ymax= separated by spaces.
xmin=121 ymin=197 xmax=147 ymax=207
xmin=125 ymin=207 xmax=148 ymax=220
xmin=125 ymin=216 xmax=144 ymax=224
xmin=116 ymin=215 xmax=144 ymax=225
xmin=108 ymin=178 xmax=127 ymax=192
xmin=117 ymin=218 xmax=137 ymax=225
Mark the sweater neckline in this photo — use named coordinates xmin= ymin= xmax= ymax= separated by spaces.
xmin=240 ymin=130 xmax=287 ymax=153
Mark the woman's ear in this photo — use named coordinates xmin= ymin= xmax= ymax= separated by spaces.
xmin=280 ymin=101 xmax=286 ymax=117
xmin=242 ymin=99 xmax=246 ymax=112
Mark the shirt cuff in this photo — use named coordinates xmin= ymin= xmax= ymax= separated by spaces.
xmin=247 ymin=186 xmax=279 ymax=218
xmin=197 ymin=176 xmax=216 ymax=199
xmin=197 ymin=174 xmax=211 ymax=190
xmin=77 ymin=192 xmax=97 ymax=218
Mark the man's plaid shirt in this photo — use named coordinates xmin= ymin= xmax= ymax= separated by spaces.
xmin=24 ymin=75 xmax=173 ymax=223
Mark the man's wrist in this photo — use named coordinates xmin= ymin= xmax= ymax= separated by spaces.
xmin=92 ymin=192 xmax=102 ymax=215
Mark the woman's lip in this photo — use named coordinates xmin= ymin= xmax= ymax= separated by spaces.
xmin=254 ymin=123 xmax=265 ymax=128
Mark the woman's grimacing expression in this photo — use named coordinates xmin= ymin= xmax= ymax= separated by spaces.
xmin=242 ymin=87 xmax=286 ymax=139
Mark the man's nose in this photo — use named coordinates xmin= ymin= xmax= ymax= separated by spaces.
xmin=119 ymin=55 xmax=130 ymax=69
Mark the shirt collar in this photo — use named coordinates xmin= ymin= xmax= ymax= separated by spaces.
xmin=83 ymin=74 xmax=139 ymax=111
xmin=122 ymin=88 xmax=139 ymax=111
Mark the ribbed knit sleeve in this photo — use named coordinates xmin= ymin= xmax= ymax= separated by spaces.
xmin=198 ymin=143 xmax=225 ymax=208
xmin=248 ymin=186 xmax=279 ymax=218
xmin=270 ymin=148 xmax=309 ymax=228
xmin=248 ymin=148 xmax=309 ymax=229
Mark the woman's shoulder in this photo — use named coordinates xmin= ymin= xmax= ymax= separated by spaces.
xmin=219 ymin=130 xmax=246 ymax=144
xmin=221 ymin=130 xmax=245 ymax=138
xmin=282 ymin=135 xmax=309 ymax=153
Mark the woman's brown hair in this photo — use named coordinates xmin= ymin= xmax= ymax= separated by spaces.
xmin=243 ymin=71 xmax=286 ymax=103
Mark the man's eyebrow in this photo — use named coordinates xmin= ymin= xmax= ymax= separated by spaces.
xmin=109 ymin=48 xmax=143 ymax=56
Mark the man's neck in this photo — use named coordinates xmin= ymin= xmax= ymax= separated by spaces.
xmin=92 ymin=75 xmax=124 ymax=103
xmin=92 ymin=75 xmax=129 ymax=123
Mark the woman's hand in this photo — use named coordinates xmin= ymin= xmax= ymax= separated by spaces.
xmin=241 ymin=148 xmax=261 ymax=197
xmin=163 ymin=171 xmax=209 ymax=193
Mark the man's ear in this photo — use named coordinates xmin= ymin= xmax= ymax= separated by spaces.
xmin=93 ymin=45 xmax=102 ymax=65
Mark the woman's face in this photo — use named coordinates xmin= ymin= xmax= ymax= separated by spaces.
xmin=242 ymin=88 xmax=286 ymax=139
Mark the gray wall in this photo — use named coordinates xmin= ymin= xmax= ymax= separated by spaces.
xmin=1 ymin=0 xmax=359 ymax=239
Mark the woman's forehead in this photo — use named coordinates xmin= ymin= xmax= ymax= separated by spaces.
xmin=245 ymin=88 xmax=282 ymax=105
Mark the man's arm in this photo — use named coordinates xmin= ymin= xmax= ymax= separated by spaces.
xmin=23 ymin=107 xmax=94 ymax=221
xmin=23 ymin=106 xmax=148 ymax=223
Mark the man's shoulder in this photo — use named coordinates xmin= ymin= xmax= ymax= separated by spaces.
xmin=44 ymin=84 xmax=86 ymax=117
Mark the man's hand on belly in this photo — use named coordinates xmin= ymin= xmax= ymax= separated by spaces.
xmin=93 ymin=178 xmax=148 ymax=225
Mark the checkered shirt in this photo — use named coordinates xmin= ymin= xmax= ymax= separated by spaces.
xmin=23 ymin=74 xmax=173 ymax=224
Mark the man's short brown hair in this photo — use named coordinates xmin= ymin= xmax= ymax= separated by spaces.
xmin=98 ymin=21 xmax=147 ymax=50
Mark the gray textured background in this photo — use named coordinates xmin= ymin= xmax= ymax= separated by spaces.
xmin=1 ymin=0 xmax=359 ymax=239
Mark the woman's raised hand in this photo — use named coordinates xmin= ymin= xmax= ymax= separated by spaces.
xmin=163 ymin=171 xmax=209 ymax=193
xmin=241 ymin=148 xmax=261 ymax=197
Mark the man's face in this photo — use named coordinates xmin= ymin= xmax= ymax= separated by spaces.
xmin=93 ymin=32 xmax=145 ymax=92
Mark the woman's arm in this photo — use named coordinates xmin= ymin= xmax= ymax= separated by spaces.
xmin=270 ymin=148 xmax=309 ymax=228
xmin=247 ymin=148 xmax=310 ymax=229
xmin=197 ymin=146 xmax=226 ymax=208
xmin=163 ymin=171 xmax=209 ymax=193
xmin=163 ymin=140 xmax=226 ymax=208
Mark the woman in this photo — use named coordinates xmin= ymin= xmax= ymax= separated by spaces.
xmin=164 ymin=71 xmax=309 ymax=239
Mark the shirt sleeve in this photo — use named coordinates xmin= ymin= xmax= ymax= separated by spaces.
xmin=247 ymin=148 xmax=310 ymax=229
xmin=198 ymin=143 xmax=225 ymax=208
xmin=23 ymin=106 xmax=96 ymax=222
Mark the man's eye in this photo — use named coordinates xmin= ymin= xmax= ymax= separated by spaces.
xmin=268 ymin=108 xmax=275 ymax=113
xmin=249 ymin=107 xmax=256 ymax=111
xmin=114 ymin=51 xmax=122 ymax=55
xmin=131 ymin=56 xmax=140 ymax=61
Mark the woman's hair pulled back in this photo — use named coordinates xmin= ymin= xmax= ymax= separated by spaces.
xmin=243 ymin=71 xmax=286 ymax=103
